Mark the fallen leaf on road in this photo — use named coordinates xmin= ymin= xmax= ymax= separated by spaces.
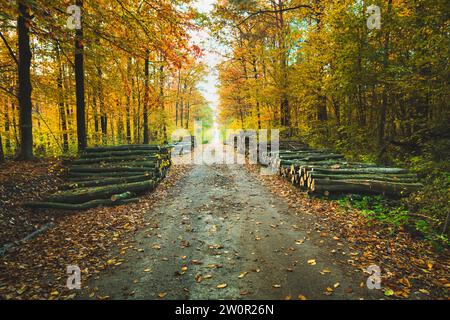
xmin=238 ymin=272 xmax=248 ymax=279
xmin=217 ymin=283 xmax=227 ymax=289
xmin=298 ymin=294 xmax=307 ymax=300
xmin=334 ymin=282 xmax=340 ymax=288
xmin=307 ymin=259 xmax=316 ymax=266
xmin=384 ymin=289 xmax=394 ymax=296
xmin=272 ymin=284 xmax=281 ymax=288
xmin=399 ymin=278 xmax=411 ymax=288
xmin=418 ymin=289 xmax=430 ymax=295
xmin=158 ymin=292 xmax=167 ymax=298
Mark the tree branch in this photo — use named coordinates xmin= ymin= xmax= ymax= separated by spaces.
xmin=0 ymin=31 xmax=18 ymax=65
xmin=238 ymin=4 xmax=312 ymax=25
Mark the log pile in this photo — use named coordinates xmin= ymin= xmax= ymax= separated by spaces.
xmin=266 ymin=143 xmax=422 ymax=197
xmin=169 ymin=136 xmax=196 ymax=155
xmin=171 ymin=141 xmax=193 ymax=155
xmin=24 ymin=145 xmax=171 ymax=210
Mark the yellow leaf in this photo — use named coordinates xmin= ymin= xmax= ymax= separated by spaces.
xmin=384 ymin=289 xmax=394 ymax=296
xmin=307 ymin=259 xmax=316 ymax=266
xmin=298 ymin=294 xmax=307 ymax=300
xmin=238 ymin=272 xmax=248 ymax=279
xmin=158 ymin=292 xmax=167 ymax=298
xmin=399 ymin=278 xmax=411 ymax=288
xmin=272 ymin=284 xmax=281 ymax=288
xmin=217 ymin=283 xmax=227 ymax=289
xmin=334 ymin=282 xmax=340 ymax=288
xmin=144 ymin=268 xmax=151 ymax=272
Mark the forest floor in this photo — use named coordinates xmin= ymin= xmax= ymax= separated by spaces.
xmin=0 ymin=155 xmax=448 ymax=300
xmin=0 ymin=159 xmax=65 ymax=246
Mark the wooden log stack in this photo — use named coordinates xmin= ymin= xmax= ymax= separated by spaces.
xmin=24 ymin=144 xmax=171 ymax=210
xmin=267 ymin=142 xmax=423 ymax=197
xmin=171 ymin=140 xmax=193 ymax=155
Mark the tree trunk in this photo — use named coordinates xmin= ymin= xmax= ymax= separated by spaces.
xmin=92 ymin=87 xmax=99 ymax=143
xmin=55 ymin=43 xmax=69 ymax=152
xmin=97 ymin=66 xmax=107 ymax=144
xmin=175 ymin=69 xmax=181 ymax=127
xmin=16 ymin=0 xmax=33 ymax=160
xmin=11 ymin=100 xmax=19 ymax=147
xmin=125 ymin=57 xmax=132 ymax=143
xmin=74 ymin=0 xmax=87 ymax=152
xmin=46 ymin=180 xmax=156 ymax=204
xmin=143 ymin=50 xmax=149 ymax=144
xmin=159 ymin=62 xmax=167 ymax=142
xmin=0 ymin=133 xmax=4 ymax=163
xmin=63 ymin=174 xmax=153 ymax=189
xmin=24 ymin=198 xmax=138 ymax=210
xmin=185 ymin=88 xmax=191 ymax=129
xmin=4 ymin=99 xmax=11 ymax=152
xmin=378 ymin=0 xmax=393 ymax=161
xmin=310 ymin=179 xmax=422 ymax=197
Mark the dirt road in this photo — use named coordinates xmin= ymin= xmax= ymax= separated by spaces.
xmin=83 ymin=159 xmax=384 ymax=300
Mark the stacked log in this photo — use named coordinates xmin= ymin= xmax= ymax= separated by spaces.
xmin=171 ymin=140 xmax=193 ymax=155
xmin=267 ymin=143 xmax=423 ymax=197
xmin=24 ymin=145 xmax=171 ymax=210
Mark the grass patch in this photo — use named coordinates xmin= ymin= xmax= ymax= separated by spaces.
xmin=338 ymin=194 xmax=449 ymax=249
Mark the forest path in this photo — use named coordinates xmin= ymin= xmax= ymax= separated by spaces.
xmin=84 ymin=161 xmax=382 ymax=300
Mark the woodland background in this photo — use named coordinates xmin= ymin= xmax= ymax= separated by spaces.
xmin=0 ymin=1 xmax=449 ymax=243
xmin=212 ymin=0 xmax=449 ymax=243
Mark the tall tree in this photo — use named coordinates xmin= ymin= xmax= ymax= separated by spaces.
xmin=74 ymin=0 xmax=87 ymax=151
xmin=143 ymin=50 xmax=149 ymax=144
xmin=16 ymin=0 xmax=33 ymax=160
